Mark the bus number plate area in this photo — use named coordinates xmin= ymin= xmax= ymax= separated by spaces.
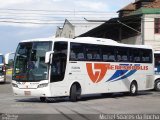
xmin=24 ymin=91 xmax=31 ymax=96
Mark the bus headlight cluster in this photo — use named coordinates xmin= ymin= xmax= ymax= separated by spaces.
xmin=12 ymin=83 xmax=18 ymax=88
xmin=37 ymin=83 xmax=48 ymax=88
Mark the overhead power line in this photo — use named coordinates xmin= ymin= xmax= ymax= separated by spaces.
xmin=0 ymin=8 xmax=118 ymax=25
xmin=0 ymin=8 xmax=117 ymax=17
xmin=0 ymin=20 xmax=56 ymax=24
xmin=0 ymin=17 xmax=111 ymax=22
xmin=0 ymin=20 xmax=105 ymax=25
xmin=0 ymin=12 xmax=116 ymax=17
xmin=0 ymin=19 xmax=156 ymax=25
xmin=0 ymin=8 xmax=116 ymax=14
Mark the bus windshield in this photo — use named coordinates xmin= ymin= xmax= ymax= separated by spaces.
xmin=155 ymin=53 xmax=160 ymax=74
xmin=0 ymin=55 xmax=3 ymax=64
xmin=13 ymin=41 xmax=52 ymax=82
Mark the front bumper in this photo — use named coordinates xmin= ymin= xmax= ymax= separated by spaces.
xmin=12 ymin=87 xmax=51 ymax=97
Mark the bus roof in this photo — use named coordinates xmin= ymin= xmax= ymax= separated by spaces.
xmin=21 ymin=37 xmax=152 ymax=50
xmin=21 ymin=37 xmax=54 ymax=43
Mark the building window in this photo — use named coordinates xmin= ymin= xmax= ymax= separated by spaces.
xmin=155 ymin=18 xmax=160 ymax=34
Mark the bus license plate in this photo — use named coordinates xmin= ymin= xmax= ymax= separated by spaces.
xmin=24 ymin=91 xmax=31 ymax=96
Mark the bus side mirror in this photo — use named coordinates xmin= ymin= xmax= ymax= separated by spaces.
xmin=5 ymin=52 xmax=15 ymax=64
xmin=45 ymin=51 xmax=54 ymax=63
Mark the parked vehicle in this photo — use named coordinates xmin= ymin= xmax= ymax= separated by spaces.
xmin=154 ymin=51 xmax=160 ymax=91
xmin=0 ymin=53 xmax=6 ymax=83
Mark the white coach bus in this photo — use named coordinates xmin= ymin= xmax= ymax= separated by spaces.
xmin=10 ymin=37 xmax=154 ymax=102
xmin=154 ymin=51 xmax=160 ymax=91
xmin=0 ymin=53 xmax=6 ymax=83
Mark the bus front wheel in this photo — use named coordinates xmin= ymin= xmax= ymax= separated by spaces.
xmin=130 ymin=82 xmax=138 ymax=96
xmin=154 ymin=79 xmax=160 ymax=91
xmin=70 ymin=84 xmax=81 ymax=102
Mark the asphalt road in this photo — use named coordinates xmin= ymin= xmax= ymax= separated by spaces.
xmin=0 ymin=75 xmax=160 ymax=120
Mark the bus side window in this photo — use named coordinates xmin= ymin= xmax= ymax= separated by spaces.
xmin=103 ymin=55 xmax=108 ymax=61
xmin=134 ymin=56 xmax=140 ymax=62
xmin=101 ymin=45 xmax=116 ymax=62
xmin=108 ymin=55 xmax=115 ymax=62
xmin=70 ymin=43 xmax=85 ymax=61
xmin=141 ymin=49 xmax=152 ymax=63
xmin=115 ymin=47 xmax=129 ymax=62
xmin=87 ymin=53 xmax=92 ymax=60
xmin=117 ymin=55 xmax=121 ymax=62
xmin=94 ymin=54 xmax=100 ymax=60
xmin=77 ymin=53 xmax=85 ymax=60
xmin=142 ymin=56 xmax=146 ymax=62
xmin=122 ymin=55 xmax=128 ymax=61
xmin=85 ymin=44 xmax=102 ymax=61
xmin=145 ymin=57 xmax=150 ymax=62
xmin=70 ymin=51 xmax=76 ymax=60
xmin=131 ymin=49 xmax=141 ymax=63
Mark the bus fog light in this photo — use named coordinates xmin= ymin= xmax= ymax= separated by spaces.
xmin=37 ymin=83 xmax=48 ymax=88
xmin=12 ymin=83 xmax=18 ymax=88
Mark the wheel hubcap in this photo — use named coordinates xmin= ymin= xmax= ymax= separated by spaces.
xmin=157 ymin=82 xmax=160 ymax=89
xmin=131 ymin=84 xmax=136 ymax=93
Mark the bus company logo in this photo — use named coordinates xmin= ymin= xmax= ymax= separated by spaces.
xmin=86 ymin=63 xmax=110 ymax=83
xmin=86 ymin=63 xmax=149 ymax=83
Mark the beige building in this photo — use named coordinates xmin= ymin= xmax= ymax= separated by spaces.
xmin=80 ymin=0 xmax=160 ymax=50
xmin=55 ymin=19 xmax=102 ymax=38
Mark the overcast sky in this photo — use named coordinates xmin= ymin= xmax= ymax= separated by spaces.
xmin=0 ymin=0 xmax=135 ymax=54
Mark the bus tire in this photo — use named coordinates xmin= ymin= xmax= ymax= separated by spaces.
xmin=70 ymin=84 xmax=77 ymax=102
xmin=70 ymin=84 xmax=81 ymax=102
xmin=40 ymin=97 xmax=46 ymax=102
xmin=130 ymin=81 xmax=138 ymax=96
xmin=154 ymin=79 xmax=160 ymax=91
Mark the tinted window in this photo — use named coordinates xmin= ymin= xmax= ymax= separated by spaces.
xmin=69 ymin=42 xmax=152 ymax=63
xmin=101 ymin=46 xmax=116 ymax=62
xmin=51 ymin=42 xmax=68 ymax=82
xmin=70 ymin=43 xmax=85 ymax=61
xmin=85 ymin=44 xmax=101 ymax=61
xmin=116 ymin=47 xmax=129 ymax=62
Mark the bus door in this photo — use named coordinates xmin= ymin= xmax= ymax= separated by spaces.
xmin=50 ymin=42 xmax=68 ymax=96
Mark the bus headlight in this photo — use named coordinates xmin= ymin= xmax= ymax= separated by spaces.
xmin=37 ymin=83 xmax=48 ymax=88
xmin=12 ymin=83 xmax=18 ymax=88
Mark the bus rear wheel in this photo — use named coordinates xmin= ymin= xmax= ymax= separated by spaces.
xmin=130 ymin=82 xmax=138 ymax=96
xmin=154 ymin=79 xmax=160 ymax=91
